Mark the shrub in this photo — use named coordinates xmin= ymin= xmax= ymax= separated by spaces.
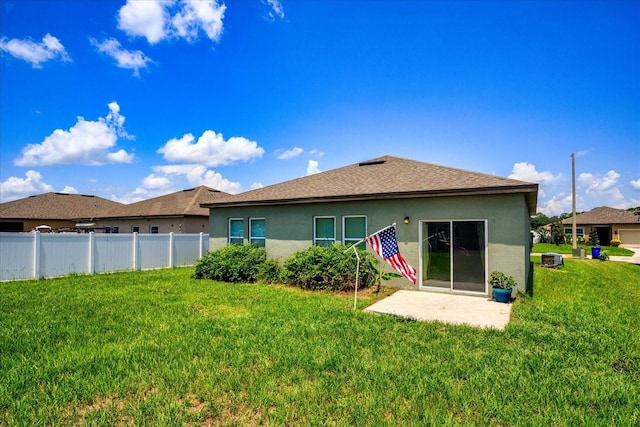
xmin=610 ymin=238 xmax=621 ymax=247
xmin=588 ymin=228 xmax=600 ymax=246
xmin=283 ymin=244 xmax=377 ymax=291
xmin=258 ymin=258 xmax=285 ymax=284
xmin=193 ymin=244 xmax=266 ymax=283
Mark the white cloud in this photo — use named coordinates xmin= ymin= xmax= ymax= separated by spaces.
xmin=117 ymin=0 xmax=167 ymax=44
xmin=60 ymin=185 xmax=78 ymax=194
xmin=508 ymin=162 xmax=560 ymax=185
xmin=537 ymin=193 xmax=575 ymax=216
xmin=310 ymin=149 xmax=325 ymax=157
xmin=117 ymin=0 xmax=225 ymax=44
xmin=306 ymin=160 xmax=320 ymax=175
xmin=91 ymin=37 xmax=152 ymax=77
xmin=0 ymin=170 xmax=54 ymax=202
xmin=158 ymin=130 xmax=264 ymax=167
xmin=171 ymin=0 xmax=225 ymax=42
xmin=264 ymin=0 xmax=285 ymax=20
xmin=579 ymin=170 xmax=620 ymax=194
xmin=142 ymin=173 xmax=171 ymax=190
xmin=251 ymin=182 xmax=264 ymax=190
xmin=153 ymin=164 xmax=242 ymax=194
xmin=0 ymin=33 xmax=70 ymax=68
xmin=201 ymin=170 xmax=242 ymax=194
xmin=277 ymin=147 xmax=303 ymax=160
xmin=14 ymin=102 xmax=134 ymax=167
xmin=631 ymin=179 xmax=640 ymax=191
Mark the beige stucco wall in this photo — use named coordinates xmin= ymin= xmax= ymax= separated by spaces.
xmin=208 ymin=193 xmax=532 ymax=297
xmin=95 ymin=216 xmax=209 ymax=234
xmin=0 ymin=219 xmax=77 ymax=232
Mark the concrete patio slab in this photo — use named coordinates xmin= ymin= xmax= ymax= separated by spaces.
xmin=363 ymin=290 xmax=512 ymax=330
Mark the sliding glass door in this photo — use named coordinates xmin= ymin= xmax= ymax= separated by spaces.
xmin=420 ymin=220 xmax=487 ymax=293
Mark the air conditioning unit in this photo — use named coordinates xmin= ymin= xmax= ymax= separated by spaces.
xmin=542 ymin=252 xmax=564 ymax=267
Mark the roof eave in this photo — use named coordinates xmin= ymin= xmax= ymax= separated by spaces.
xmin=202 ymin=184 xmax=539 ymax=210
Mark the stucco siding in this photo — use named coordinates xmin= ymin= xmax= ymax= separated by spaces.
xmin=207 ymin=192 xmax=531 ymax=296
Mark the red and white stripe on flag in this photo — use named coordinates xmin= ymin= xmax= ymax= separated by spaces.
xmin=365 ymin=225 xmax=417 ymax=283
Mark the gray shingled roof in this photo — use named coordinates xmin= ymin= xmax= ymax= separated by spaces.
xmin=562 ymin=206 xmax=640 ymax=225
xmin=0 ymin=193 xmax=123 ymax=220
xmin=98 ymin=186 xmax=228 ymax=219
xmin=202 ymin=155 xmax=538 ymax=213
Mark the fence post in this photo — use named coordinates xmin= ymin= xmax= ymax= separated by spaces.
xmin=132 ymin=232 xmax=139 ymax=271
xmin=33 ymin=231 xmax=40 ymax=280
xmin=169 ymin=232 xmax=174 ymax=268
xmin=88 ymin=232 xmax=95 ymax=275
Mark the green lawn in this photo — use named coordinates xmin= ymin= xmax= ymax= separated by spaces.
xmin=533 ymin=243 xmax=635 ymax=256
xmin=1 ymin=262 xmax=639 ymax=425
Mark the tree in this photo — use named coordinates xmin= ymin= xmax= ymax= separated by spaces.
xmin=549 ymin=221 xmax=565 ymax=245
xmin=588 ymin=227 xmax=600 ymax=246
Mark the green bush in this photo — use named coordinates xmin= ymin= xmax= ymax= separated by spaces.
xmin=193 ymin=244 xmax=266 ymax=283
xmin=258 ymin=258 xmax=285 ymax=284
xmin=283 ymin=244 xmax=377 ymax=291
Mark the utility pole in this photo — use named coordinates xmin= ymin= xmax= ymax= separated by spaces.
xmin=571 ymin=153 xmax=580 ymax=258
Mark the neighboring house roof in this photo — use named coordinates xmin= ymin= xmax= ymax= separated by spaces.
xmin=0 ymin=192 xmax=123 ymax=221
xmin=98 ymin=186 xmax=228 ymax=219
xmin=201 ymin=155 xmax=539 ymax=214
xmin=561 ymin=206 xmax=640 ymax=226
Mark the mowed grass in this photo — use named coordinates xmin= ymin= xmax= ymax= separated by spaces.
xmin=533 ymin=243 xmax=634 ymax=256
xmin=1 ymin=261 xmax=639 ymax=426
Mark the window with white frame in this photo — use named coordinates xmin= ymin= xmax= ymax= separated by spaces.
xmin=314 ymin=216 xmax=335 ymax=247
xmin=343 ymin=215 xmax=367 ymax=249
xmin=250 ymin=218 xmax=266 ymax=247
xmin=229 ymin=218 xmax=244 ymax=245
xmin=564 ymin=227 xmax=584 ymax=237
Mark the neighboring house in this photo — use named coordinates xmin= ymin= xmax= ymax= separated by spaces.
xmin=202 ymin=155 xmax=538 ymax=296
xmin=561 ymin=206 xmax=640 ymax=246
xmin=94 ymin=186 xmax=227 ymax=234
xmin=0 ymin=192 xmax=123 ymax=232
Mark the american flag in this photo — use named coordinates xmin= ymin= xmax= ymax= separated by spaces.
xmin=365 ymin=225 xmax=417 ymax=283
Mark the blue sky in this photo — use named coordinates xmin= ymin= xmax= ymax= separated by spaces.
xmin=1 ymin=0 xmax=638 ymax=215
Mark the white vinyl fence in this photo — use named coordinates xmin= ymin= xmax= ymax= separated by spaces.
xmin=0 ymin=232 xmax=209 ymax=281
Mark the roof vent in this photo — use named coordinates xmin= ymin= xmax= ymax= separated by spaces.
xmin=358 ymin=160 xmax=386 ymax=167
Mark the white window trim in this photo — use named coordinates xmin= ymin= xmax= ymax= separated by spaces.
xmin=314 ymin=216 xmax=336 ymax=246
xmin=249 ymin=217 xmax=266 ymax=246
xmin=228 ymin=218 xmax=244 ymax=244
xmin=564 ymin=227 xmax=585 ymax=237
xmin=342 ymin=215 xmax=367 ymax=246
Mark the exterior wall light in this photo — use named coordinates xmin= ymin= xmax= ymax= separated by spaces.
xmin=403 ymin=216 xmax=410 ymax=224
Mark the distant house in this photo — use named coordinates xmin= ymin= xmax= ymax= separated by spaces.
xmin=202 ymin=155 xmax=538 ymax=296
xmin=94 ymin=186 xmax=227 ymax=234
xmin=562 ymin=206 xmax=640 ymax=246
xmin=0 ymin=193 xmax=123 ymax=232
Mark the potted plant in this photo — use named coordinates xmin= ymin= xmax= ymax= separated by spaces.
xmin=488 ymin=271 xmax=517 ymax=303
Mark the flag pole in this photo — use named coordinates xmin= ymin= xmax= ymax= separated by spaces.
xmin=344 ymin=223 xmax=396 ymax=310
xmin=351 ymin=245 xmax=360 ymax=310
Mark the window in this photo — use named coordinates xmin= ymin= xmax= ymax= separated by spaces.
xmin=564 ymin=227 xmax=584 ymax=237
xmin=250 ymin=218 xmax=266 ymax=247
xmin=229 ymin=218 xmax=244 ymax=245
xmin=132 ymin=226 xmax=140 ymax=233
xmin=314 ymin=216 xmax=335 ymax=247
xmin=343 ymin=216 xmax=367 ymax=249
xmin=150 ymin=226 xmax=159 ymax=234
